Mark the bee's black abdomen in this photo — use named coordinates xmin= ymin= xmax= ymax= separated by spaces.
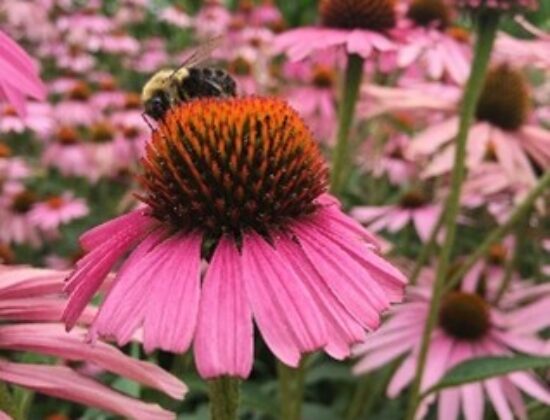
xmin=179 ymin=67 xmax=237 ymax=101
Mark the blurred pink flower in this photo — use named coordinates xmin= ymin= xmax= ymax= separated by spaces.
xmin=352 ymin=189 xmax=443 ymax=242
xmin=29 ymin=194 xmax=89 ymax=233
xmin=0 ymin=188 xmax=41 ymax=247
xmin=273 ymin=0 xmax=397 ymax=61
xmin=0 ymin=265 xmax=187 ymax=419
xmin=366 ymin=64 xmax=550 ymax=187
xmin=461 ymin=162 xmax=533 ymax=222
xmin=285 ymin=62 xmax=338 ymax=142
xmin=354 ymin=267 xmax=550 ymax=420
xmin=358 ymin=134 xmax=417 ymax=185
xmin=0 ymin=30 xmax=46 ymax=117
xmin=395 ymin=0 xmax=472 ymax=84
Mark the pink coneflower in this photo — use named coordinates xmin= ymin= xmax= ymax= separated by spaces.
xmin=0 ymin=265 xmax=186 ymax=419
xmin=0 ymin=189 xmax=41 ymax=247
xmin=54 ymin=81 xmax=99 ymax=125
xmin=63 ymin=97 xmax=406 ymax=379
xmin=273 ymin=0 xmax=397 ymax=61
xmin=0 ymin=144 xmax=30 ymax=180
xmin=460 ymin=162 xmax=533 ymax=222
xmin=352 ymin=188 xmax=443 ymax=242
xmin=285 ymin=63 xmax=338 ymax=142
xmin=0 ymin=30 xmax=46 ymax=117
xmin=396 ymin=0 xmax=471 ymax=84
xmin=42 ymin=126 xmax=96 ymax=180
xmin=354 ymin=267 xmax=550 ymax=420
xmin=29 ymin=193 xmax=89 ymax=233
xmin=359 ymin=133 xmax=418 ymax=185
xmin=367 ymin=63 xmax=550 ymax=186
xmin=159 ymin=5 xmax=192 ymax=28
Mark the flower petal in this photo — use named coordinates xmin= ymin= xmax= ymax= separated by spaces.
xmin=195 ymin=237 xmax=253 ymax=378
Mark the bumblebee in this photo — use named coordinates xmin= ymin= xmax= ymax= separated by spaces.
xmin=141 ymin=38 xmax=237 ymax=121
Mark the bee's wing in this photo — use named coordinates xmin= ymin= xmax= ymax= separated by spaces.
xmin=177 ymin=36 xmax=223 ymax=70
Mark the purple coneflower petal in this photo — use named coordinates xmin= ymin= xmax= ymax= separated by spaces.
xmin=92 ymin=232 xmax=201 ymax=352
xmin=0 ymin=361 xmax=176 ymax=420
xmin=0 ymin=323 xmax=186 ymax=399
xmin=241 ymin=233 xmax=327 ymax=367
xmin=276 ymin=238 xmax=366 ymax=359
xmin=195 ymin=237 xmax=253 ymax=378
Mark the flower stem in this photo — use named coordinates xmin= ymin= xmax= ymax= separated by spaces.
xmin=409 ymin=208 xmax=446 ymax=285
xmin=208 ymin=377 xmax=240 ymax=420
xmin=277 ymin=358 xmax=308 ymax=420
xmin=0 ymin=382 xmax=19 ymax=420
xmin=443 ymin=170 xmax=550 ymax=294
xmin=330 ymin=53 xmax=364 ymax=196
xmin=404 ymin=13 xmax=500 ymax=420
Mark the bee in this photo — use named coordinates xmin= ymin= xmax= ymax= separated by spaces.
xmin=141 ymin=37 xmax=237 ymax=122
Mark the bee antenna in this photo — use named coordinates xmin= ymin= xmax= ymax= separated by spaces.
xmin=141 ymin=112 xmax=155 ymax=131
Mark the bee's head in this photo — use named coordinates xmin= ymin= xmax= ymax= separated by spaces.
xmin=142 ymin=69 xmax=175 ymax=121
xmin=144 ymin=90 xmax=170 ymax=120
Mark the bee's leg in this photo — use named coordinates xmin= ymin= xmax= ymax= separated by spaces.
xmin=141 ymin=112 xmax=155 ymax=131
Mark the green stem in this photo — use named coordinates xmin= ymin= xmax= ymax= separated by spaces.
xmin=208 ymin=377 xmax=240 ymax=420
xmin=0 ymin=382 xmax=19 ymax=419
xmin=443 ymin=170 xmax=550 ymax=294
xmin=404 ymin=13 xmax=500 ymax=420
xmin=409 ymin=207 xmax=446 ymax=285
xmin=330 ymin=53 xmax=364 ymax=196
xmin=277 ymin=358 xmax=308 ymax=420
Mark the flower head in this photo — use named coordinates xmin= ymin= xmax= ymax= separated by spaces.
xmin=274 ymin=0 xmax=397 ymax=61
xmin=319 ymin=0 xmax=397 ymax=31
xmin=354 ymin=268 xmax=550 ymax=419
xmin=63 ymin=97 xmax=406 ymax=379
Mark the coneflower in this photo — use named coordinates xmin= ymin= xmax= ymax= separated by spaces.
xmin=62 ymin=96 xmax=406 ymax=379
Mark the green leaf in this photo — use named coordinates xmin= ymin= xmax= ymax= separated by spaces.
xmin=423 ymin=356 xmax=550 ymax=398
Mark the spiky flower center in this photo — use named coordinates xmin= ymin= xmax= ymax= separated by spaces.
xmin=320 ymin=0 xmax=397 ymax=31
xmin=446 ymin=26 xmax=470 ymax=43
xmin=139 ymin=97 xmax=328 ymax=242
xmin=11 ymin=191 xmax=36 ymax=214
xmin=0 ymin=244 xmax=14 ymax=264
xmin=68 ymin=82 xmax=92 ymax=101
xmin=311 ymin=65 xmax=336 ymax=88
xmin=46 ymin=196 xmax=65 ymax=210
xmin=2 ymin=106 xmax=18 ymax=117
xmin=0 ymin=143 xmax=11 ymax=158
xmin=486 ymin=243 xmax=507 ymax=265
xmin=229 ymin=57 xmax=253 ymax=76
xmin=99 ymin=77 xmax=117 ymax=91
xmin=475 ymin=64 xmax=530 ymax=131
xmin=89 ymin=122 xmax=115 ymax=143
xmin=124 ymin=93 xmax=142 ymax=109
xmin=439 ymin=292 xmax=490 ymax=340
xmin=56 ymin=126 xmax=80 ymax=145
xmin=399 ymin=189 xmax=428 ymax=208
xmin=407 ymin=0 xmax=451 ymax=29
xmin=123 ymin=125 xmax=140 ymax=139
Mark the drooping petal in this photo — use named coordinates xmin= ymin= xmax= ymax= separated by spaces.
xmin=195 ymin=237 xmax=253 ymax=378
xmin=276 ymin=237 xmax=366 ymax=359
xmin=0 ymin=361 xmax=176 ymax=420
xmin=63 ymin=215 xmax=157 ymax=330
xmin=484 ymin=378 xmax=514 ymax=420
xmin=0 ymin=323 xmax=186 ymax=399
xmin=142 ymin=234 xmax=202 ymax=353
xmin=241 ymin=233 xmax=327 ymax=367
xmin=92 ymin=232 xmax=201 ymax=353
